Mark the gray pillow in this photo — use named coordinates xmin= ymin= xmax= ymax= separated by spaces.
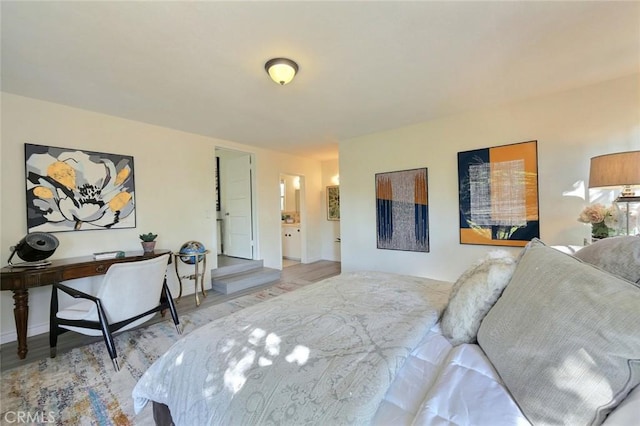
xmin=440 ymin=250 xmax=516 ymax=346
xmin=574 ymin=235 xmax=640 ymax=284
xmin=477 ymin=242 xmax=640 ymax=426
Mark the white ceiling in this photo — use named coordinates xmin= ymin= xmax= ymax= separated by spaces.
xmin=2 ymin=1 xmax=639 ymax=160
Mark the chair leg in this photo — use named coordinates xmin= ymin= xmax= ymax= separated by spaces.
xmin=95 ymin=300 xmax=119 ymax=371
xmin=163 ymin=283 xmax=182 ymax=335
xmin=49 ymin=286 xmax=59 ymax=358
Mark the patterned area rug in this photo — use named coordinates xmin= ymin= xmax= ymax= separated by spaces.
xmin=0 ymin=280 xmax=312 ymax=425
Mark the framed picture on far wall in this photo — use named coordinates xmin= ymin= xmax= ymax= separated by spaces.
xmin=458 ymin=140 xmax=539 ymax=247
xmin=326 ymin=185 xmax=340 ymax=220
xmin=375 ymin=167 xmax=429 ymax=252
xmin=24 ymin=143 xmax=136 ymax=233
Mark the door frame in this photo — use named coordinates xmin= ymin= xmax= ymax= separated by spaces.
xmin=279 ymin=172 xmax=307 ymax=267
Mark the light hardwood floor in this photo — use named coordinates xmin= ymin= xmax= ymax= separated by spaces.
xmin=0 ymin=260 xmax=340 ymax=372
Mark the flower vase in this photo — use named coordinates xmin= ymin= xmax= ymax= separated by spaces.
xmin=591 ymin=221 xmax=610 ymax=241
xmin=141 ymin=241 xmax=156 ymax=253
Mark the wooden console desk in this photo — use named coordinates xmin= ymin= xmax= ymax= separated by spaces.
xmin=0 ymin=250 xmax=170 ymax=360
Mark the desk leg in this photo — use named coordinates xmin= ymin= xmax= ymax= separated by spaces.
xmin=12 ymin=289 xmax=29 ymax=360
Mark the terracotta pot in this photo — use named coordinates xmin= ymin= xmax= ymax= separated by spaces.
xmin=141 ymin=241 xmax=156 ymax=253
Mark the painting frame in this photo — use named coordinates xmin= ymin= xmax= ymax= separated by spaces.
xmin=25 ymin=143 xmax=136 ymax=233
xmin=326 ymin=185 xmax=340 ymax=221
xmin=375 ymin=167 xmax=429 ymax=253
xmin=457 ymin=140 xmax=539 ymax=247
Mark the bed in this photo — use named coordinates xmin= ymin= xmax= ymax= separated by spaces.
xmin=133 ymin=237 xmax=640 ymax=425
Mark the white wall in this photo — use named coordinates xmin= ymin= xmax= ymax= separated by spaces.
xmin=339 ymin=74 xmax=640 ymax=282
xmin=0 ymin=93 xmax=324 ymax=343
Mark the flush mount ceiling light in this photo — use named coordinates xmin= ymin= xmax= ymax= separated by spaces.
xmin=265 ymin=58 xmax=299 ymax=85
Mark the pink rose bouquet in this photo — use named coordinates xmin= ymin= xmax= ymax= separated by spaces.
xmin=578 ymin=203 xmax=619 ymax=238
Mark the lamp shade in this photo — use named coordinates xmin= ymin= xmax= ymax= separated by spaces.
xmin=589 ymin=151 xmax=640 ymax=190
xmin=265 ymin=58 xmax=298 ymax=85
xmin=8 ymin=232 xmax=59 ymax=265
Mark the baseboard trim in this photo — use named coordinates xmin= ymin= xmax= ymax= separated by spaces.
xmin=0 ymin=323 xmax=49 ymax=345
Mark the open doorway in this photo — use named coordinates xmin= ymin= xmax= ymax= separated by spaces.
xmin=216 ymin=147 xmax=256 ymax=260
xmin=280 ymin=173 xmax=303 ymax=268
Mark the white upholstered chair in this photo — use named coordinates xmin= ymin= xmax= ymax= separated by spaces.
xmin=49 ymin=253 xmax=181 ymax=371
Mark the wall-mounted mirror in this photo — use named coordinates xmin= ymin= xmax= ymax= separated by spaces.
xmin=280 ymin=174 xmax=300 ymax=212
xmin=280 ymin=174 xmax=301 ymax=222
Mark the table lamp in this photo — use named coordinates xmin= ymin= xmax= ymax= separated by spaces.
xmin=589 ymin=150 xmax=640 ymax=235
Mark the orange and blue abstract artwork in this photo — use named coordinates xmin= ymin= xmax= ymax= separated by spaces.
xmin=376 ymin=168 xmax=429 ymax=252
xmin=458 ymin=140 xmax=539 ymax=247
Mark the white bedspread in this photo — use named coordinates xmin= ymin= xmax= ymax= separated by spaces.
xmin=132 ymin=271 xmax=451 ymax=425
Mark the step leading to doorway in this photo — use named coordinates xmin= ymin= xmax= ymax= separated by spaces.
xmin=212 ymin=256 xmax=281 ymax=294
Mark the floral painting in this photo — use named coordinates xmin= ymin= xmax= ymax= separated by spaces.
xmin=25 ymin=143 xmax=136 ymax=232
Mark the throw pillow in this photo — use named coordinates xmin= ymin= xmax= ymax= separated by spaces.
xmin=440 ymin=250 xmax=517 ymax=346
xmin=574 ymin=235 xmax=640 ymax=284
xmin=477 ymin=243 xmax=640 ymax=426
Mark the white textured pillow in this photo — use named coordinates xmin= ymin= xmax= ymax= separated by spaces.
xmin=441 ymin=250 xmax=517 ymax=346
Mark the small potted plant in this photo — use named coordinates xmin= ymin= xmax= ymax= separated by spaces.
xmin=139 ymin=232 xmax=158 ymax=253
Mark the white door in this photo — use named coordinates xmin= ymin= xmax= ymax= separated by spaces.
xmin=223 ymin=153 xmax=254 ymax=259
